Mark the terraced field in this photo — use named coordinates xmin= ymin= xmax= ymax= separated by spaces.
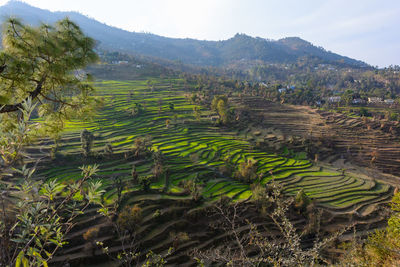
xmin=33 ymin=79 xmax=393 ymax=264
xmin=235 ymin=96 xmax=400 ymax=179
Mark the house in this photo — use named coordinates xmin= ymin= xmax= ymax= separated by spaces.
xmin=111 ymin=60 xmax=129 ymax=65
xmin=368 ymin=97 xmax=382 ymax=103
xmin=278 ymin=88 xmax=286 ymax=93
xmin=352 ymin=98 xmax=366 ymax=104
xmin=384 ymin=99 xmax=395 ymax=104
xmin=328 ymin=96 xmax=341 ymax=103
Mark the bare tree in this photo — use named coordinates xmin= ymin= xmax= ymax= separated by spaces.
xmin=193 ymin=182 xmax=348 ymax=266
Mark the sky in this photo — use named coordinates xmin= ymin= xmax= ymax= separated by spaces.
xmin=1 ymin=0 xmax=399 ymax=67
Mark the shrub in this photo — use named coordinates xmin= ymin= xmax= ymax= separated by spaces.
xmin=235 ymin=159 xmax=258 ymax=183
xmin=117 ymin=204 xmax=143 ymax=233
xmin=131 ymin=164 xmax=138 ymax=184
xmin=80 ymin=129 xmax=94 ymax=157
xmin=294 ymin=189 xmax=311 ymax=211
xmin=103 ymin=142 xmax=113 ymax=157
xmin=83 ymin=227 xmax=100 ymax=242
xmin=359 ymin=107 xmax=370 ymax=117
xmin=139 ymin=175 xmax=153 ymax=191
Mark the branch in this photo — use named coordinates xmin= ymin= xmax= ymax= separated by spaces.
xmin=0 ymin=65 xmax=6 ymax=74
xmin=39 ymin=92 xmax=77 ymax=108
xmin=0 ymin=77 xmax=45 ymax=113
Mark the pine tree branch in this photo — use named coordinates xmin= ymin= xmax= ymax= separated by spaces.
xmin=0 ymin=77 xmax=46 ymax=113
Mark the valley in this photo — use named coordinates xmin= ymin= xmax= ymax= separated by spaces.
xmin=24 ymin=79 xmax=394 ymax=265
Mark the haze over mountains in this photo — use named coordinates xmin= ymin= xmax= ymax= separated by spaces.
xmin=0 ymin=0 xmax=368 ymax=68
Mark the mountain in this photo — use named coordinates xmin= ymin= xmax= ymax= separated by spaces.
xmin=0 ymin=1 xmax=369 ymax=68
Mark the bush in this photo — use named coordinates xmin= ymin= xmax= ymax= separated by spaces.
xmin=359 ymin=107 xmax=370 ymax=117
xmin=235 ymin=159 xmax=258 ymax=183
xmin=294 ymin=189 xmax=311 ymax=211
xmin=117 ymin=204 xmax=142 ymax=233
xmin=83 ymin=227 xmax=100 ymax=242
xmin=80 ymin=129 xmax=94 ymax=157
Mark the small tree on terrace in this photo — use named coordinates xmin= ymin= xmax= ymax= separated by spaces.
xmin=211 ymin=95 xmax=231 ymax=124
xmin=235 ymin=159 xmax=258 ymax=183
xmin=81 ymin=129 xmax=94 ymax=157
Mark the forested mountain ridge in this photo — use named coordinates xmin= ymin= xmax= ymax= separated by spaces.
xmin=0 ymin=1 xmax=368 ymax=69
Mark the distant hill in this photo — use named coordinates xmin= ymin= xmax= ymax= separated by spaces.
xmin=0 ymin=1 xmax=369 ymax=69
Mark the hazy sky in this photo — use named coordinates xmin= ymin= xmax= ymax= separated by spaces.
xmin=1 ymin=0 xmax=399 ymax=67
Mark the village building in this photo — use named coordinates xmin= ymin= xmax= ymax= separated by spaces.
xmin=384 ymin=99 xmax=395 ymax=104
xmin=352 ymin=98 xmax=366 ymax=104
xmin=327 ymin=96 xmax=341 ymax=103
xmin=368 ymin=97 xmax=382 ymax=103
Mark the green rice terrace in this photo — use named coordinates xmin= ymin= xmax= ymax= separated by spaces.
xmin=30 ymin=79 xmax=393 ymax=265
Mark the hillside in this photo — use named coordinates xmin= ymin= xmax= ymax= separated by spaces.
xmin=29 ymin=78 xmax=391 ymax=265
xmin=0 ymin=1 xmax=368 ymax=68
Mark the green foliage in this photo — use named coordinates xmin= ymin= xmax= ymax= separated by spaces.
xmin=294 ymin=189 xmax=311 ymax=211
xmin=139 ymin=175 xmax=153 ymax=191
xmin=0 ymin=164 xmax=103 ymax=266
xmin=0 ymin=18 xmax=98 ymax=137
xmin=131 ymin=102 xmax=145 ymax=117
xmin=0 ymin=98 xmax=38 ymax=166
xmin=132 ymin=136 xmax=151 ymax=158
xmin=235 ymin=159 xmax=258 ymax=183
xmin=251 ymin=183 xmax=272 ymax=213
xmin=359 ymin=107 xmax=370 ymax=117
xmin=193 ymin=106 xmax=201 ymax=121
xmin=211 ymin=95 xmax=231 ymax=124
xmin=341 ymin=192 xmax=400 ymax=266
xmin=142 ymin=247 xmax=173 ymax=267
xmin=103 ymin=142 xmax=113 ymax=157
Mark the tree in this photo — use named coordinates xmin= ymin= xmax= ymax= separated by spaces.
xmin=294 ymin=188 xmax=311 ymax=212
xmin=0 ymin=19 xmax=102 ymax=266
xmin=211 ymin=95 xmax=231 ymax=125
xmin=139 ymin=175 xmax=153 ymax=191
xmin=80 ymin=129 xmax=95 ymax=157
xmin=131 ymin=164 xmax=139 ymax=185
xmin=193 ymin=106 xmax=201 ymax=121
xmin=341 ymin=191 xmax=400 ymax=266
xmin=104 ymin=142 xmax=114 ymax=157
xmin=235 ymin=159 xmax=258 ymax=183
xmin=0 ymin=18 xmax=98 ymax=137
xmin=117 ymin=204 xmax=143 ymax=235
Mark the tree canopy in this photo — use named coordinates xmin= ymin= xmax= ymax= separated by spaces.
xmin=0 ymin=18 xmax=98 ymax=136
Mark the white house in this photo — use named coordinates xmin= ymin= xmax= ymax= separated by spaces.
xmin=328 ymin=96 xmax=341 ymax=103
xmin=368 ymin=97 xmax=382 ymax=103
xmin=384 ymin=99 xmax=395 ymax=104
xmin=352 ymin=98 xmax=366 ymax=104
xmin=111 ymin=60 xmax=129 ymax=65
